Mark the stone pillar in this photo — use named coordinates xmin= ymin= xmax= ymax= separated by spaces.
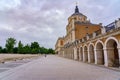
xmin=88 ymin=48 xmax=91 ymax=63
xmin=117 ymin=47 xmax=120 ymax=67
xmin=73 ymin=48 xmax=78 ymax=60
xmin=103 ymin=48 xmax=108 ymax=67
xmin=62 ymin=51 xmax=65 ymax=57
xmin=72 ymin=49 xmax=74 ymax=60
xmin=70 ymin=49 xmax=71 ymax=59
xmin=94 ymin=49 xmax=97 ymax=64
xmin=79 ymin=48 xmax=81 ymax=61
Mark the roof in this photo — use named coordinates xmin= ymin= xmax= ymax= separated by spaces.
xmin=71 ymin=5 xmax=86 ymax=17
xmin=71 ymin=12 xmax=84 ymax=16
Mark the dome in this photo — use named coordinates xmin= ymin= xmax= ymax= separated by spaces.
xmin=71 ymin=12 xmax=84 ymax=16
xmin=71 ymin=5 xmax=86 ymax=17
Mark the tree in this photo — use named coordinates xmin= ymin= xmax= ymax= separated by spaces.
xmin=31 ymin=48 xmax=39 ymax=54
xmin=1 ymin=48 xmax=7 ymax=53
xmin=39 ymin=47 xmax=48 ymax=54
xmin=0 ymin=46 xmax=2 ymax=53
xmin=13 ymin=47 xmax=18 ymax=53
xmin=23 ymin=44 xmax=31 ymax=54
xmin=18 ymin=41 xmax=23 ymax=54
xmin=5 ymin=38 xmax=16 ymax=53
xmin=31 ymin=42 xmax=40 ymax=54
xmin=31 ymin=42 xmax=39 ymax=49
xmin=48 ymin=48 xmax=55 ymax=54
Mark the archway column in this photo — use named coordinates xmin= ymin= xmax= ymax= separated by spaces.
xmin=79 ymin=48 xmax=81 ymax=61
xmin=70 ymin=49 xmax=72 ymax=59
xmin=94 ymin=49 xmax=97 ymax=64
xmin=73 ymin=48 xmax=77 ymax=60
xmin=118 ymin=47 xmax=120 ymax=67
xmin=71 ymin=48 xmax=73 ymax=59
xmin=103 ymin=48 xmax=108 ymax=67
xmin=88 ymin=48 xmax=90 ymax=63
xmin=79 ymin=49 xmax=80 ymax=61
xmin=72 ymin=49 xmax=74 ymax=59
xmin=63 ymin=51 xmax=64 ymax=57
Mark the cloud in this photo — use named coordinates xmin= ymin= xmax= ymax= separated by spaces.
xmin=0 ymin=0 xmax=120 ymax=48
xmin=0 ymin=0 xmax=21 ymax=10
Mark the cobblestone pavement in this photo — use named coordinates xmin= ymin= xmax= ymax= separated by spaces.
xmin=0 ymin=55 xmax=120 ymax=80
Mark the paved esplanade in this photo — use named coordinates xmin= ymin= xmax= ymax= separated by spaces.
xmin=0 ymin=55 xmax=120 ymax=80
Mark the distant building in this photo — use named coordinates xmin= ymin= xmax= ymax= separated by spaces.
xmin=55 ymin=5 xmax=120 ymax=68
xmin=55 ymin=37 xmax=64 ymax=56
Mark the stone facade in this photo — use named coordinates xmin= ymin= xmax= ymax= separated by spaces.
xmin=55 ymin=5 xmax=120 ymax=68
xmin=55 ymin=37 xmax=64 ymax=57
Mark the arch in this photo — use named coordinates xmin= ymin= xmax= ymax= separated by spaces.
xmin=88 ymin=43 xmax=95 ymax=63
xmin=83 ymin=45 xmax=88 ymax=62
xmin=105 ymin=37 xmax=120 ymax=48
xmin=105 ymin=37 xmax=119 ymax=67
xmin=95 ymin=40 xmax=104 ymax=50
xmin=95 ymin=40 xmax=105 ymax=65
xmin=88 ymin=43 xmax=94 ymax=49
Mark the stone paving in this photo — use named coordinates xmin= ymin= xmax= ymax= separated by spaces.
xmin=0 ymin=55 xmax=120 ymax=80
xmin=0 ymin=58 xmax=36 ymax=73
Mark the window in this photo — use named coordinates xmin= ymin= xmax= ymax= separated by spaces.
xmin=60 ymin=41 xmax=63 ymax=45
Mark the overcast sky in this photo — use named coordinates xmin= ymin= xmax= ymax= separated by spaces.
xmin=0 ymin=0 xmax=120 ymax=48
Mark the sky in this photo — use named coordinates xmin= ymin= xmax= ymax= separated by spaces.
xmin=0 ymin=0 xmax=120 ymax=49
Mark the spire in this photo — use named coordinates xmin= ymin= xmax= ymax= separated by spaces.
xmin=75 ymin=2 xmax=79 ymax=13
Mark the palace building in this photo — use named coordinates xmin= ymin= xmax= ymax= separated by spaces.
xmin=55 ymin=5 xmax=120 ymax=67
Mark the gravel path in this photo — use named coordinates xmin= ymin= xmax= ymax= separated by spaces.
xmin=0 ymin=55 xmax=120 ymax=80
xmin=0 ymin=54 xmax=40 ymax=63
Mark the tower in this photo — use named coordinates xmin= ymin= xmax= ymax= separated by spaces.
xmin=65 ymin=5 xmax=101 ymax=44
